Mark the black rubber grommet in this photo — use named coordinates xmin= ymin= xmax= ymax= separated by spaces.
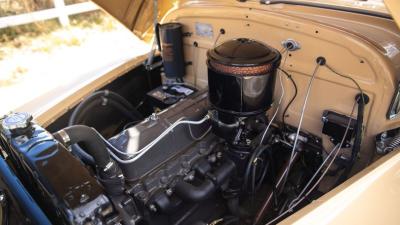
xmin=356 ymin=93 xmax=369 ymax=105
xmin=316 ymin=56 xmax=326 ymax=65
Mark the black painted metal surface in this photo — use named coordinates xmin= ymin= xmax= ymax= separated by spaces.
xmin=207 ymin=38 xmax=281 ymax=116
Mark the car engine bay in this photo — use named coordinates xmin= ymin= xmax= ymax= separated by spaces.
xmin=1 ymin=10 xmax=400 ymax=225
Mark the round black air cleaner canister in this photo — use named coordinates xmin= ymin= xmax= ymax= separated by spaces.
xmin=207 ymin=38 xmax=281 ymax=116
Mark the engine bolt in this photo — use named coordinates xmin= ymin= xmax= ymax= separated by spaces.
xmin=246 ymin=139 xmax=251 ymax=145
xmin=0 ymin=193 xmax=5 ymax=203
xmin=160 ymin=176 xmax=168 ymax=184
xmin=80 ymin=194 xmax=89 ymax=203
xmin=182 ymin=161 xmax=190 ymax=168
xmin=199 ymin=147 xmax=207 ymax=155
xmin=165 ymin=189 xmax=173 ymax=196
xmin=208 ymin=154 xmax=217 ymax=163
xmin=186 ymin=173 xmax=195 ymax=181
xmin=150 ymin=113 xmax=159 ymax=121
xmin=149 ymin=204 xmax=157 ymax=212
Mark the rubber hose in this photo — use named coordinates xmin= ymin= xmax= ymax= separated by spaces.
xmin=243 ymin=145 xmax=269 ymax=191
xmin=70 ymin=99 xmax=102 ymax=165
xmin=56 ymin=125 xmax=111 ymax=169
xmin=69 ymin=90 xmax=143 ymax=126
xmin=68 ymin=91 xmax=143 ymax=164
xmin=70 ymin=98 xmax=143 ymax=164
xmin=175 ymin=161 xmax=236 ymax=202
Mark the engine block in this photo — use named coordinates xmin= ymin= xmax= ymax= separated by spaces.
xmin=108 ymin=91 xmax=218 ymax=205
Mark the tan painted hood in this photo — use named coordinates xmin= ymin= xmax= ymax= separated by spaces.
xmin=385 ymin=0 xmax=400 ymax=28
xmin=92 ymin=0 xmax=396 ymax=42
xmin=92 ymin=0 xmax=174 ymax=42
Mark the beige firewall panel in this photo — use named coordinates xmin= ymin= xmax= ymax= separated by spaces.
xmin=160 ymin=5 xmax=399 ymax=171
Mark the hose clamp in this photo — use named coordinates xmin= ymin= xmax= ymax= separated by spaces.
xmin=57 ymin=130 xmax=71 ymax=146
xmin=103 ymin=161 xmax=114 ymax=172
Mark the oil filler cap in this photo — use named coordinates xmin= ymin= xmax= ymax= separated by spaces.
xmin=2 ymin=112 xmax=33 ymax=137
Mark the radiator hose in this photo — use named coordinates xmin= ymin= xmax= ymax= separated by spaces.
xmin=68 ymin=90 xmax=143 ymax=165
xmin=54 ymin=125 xmax=124 ymax=196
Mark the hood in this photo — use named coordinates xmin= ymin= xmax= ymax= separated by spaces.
xmin=92 ymin=0 xmax=175 ymax=42
xmin=385 ymin=0 xmax=400 ymax=29
xmin=92 ymin=0 xmax=397 ymax=42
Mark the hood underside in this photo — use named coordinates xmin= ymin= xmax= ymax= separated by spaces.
xmin=92 ymin=0 xmax=398 ymax=42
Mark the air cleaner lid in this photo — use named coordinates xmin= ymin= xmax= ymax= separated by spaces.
xmin=207 ymin=38 xmax=280 ymax=66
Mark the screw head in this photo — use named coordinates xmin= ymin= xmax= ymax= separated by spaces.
xmin=80 ymin=194 xmax=89 ymax=203
xmin=149 ymin=204 xmax=157 ymax=212
xmin=0 ymin=193 xmax=5 ymax=202
xmin=150 ymin=113 xmax=159 ymax=121
xmin=187 ymin=174 xmax=195 ymax=181
xmin=246 ymin=139 xmax=251 ymax=145
xmin=165 ymin=189 xmax=173 ymax=196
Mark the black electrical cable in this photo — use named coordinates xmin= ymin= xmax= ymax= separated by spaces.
xmin=325 ymin=64 xmax=365 ymax=105
xmin=324 ymin=64 xmax=367 ymax=185
xmin=251 ymin=163 xmax=257 ymax=195
xmin=335 ymin=96 xmax=366 ymax=185
xmin=278 ymin=68 xmax=298 ymax=131
xmin=243 ymin=145 xmax=270 ymax=192
xmin=264 ymin=62 xmax=366 ymax=225
xmin=250 ymin=158 xmax=270 ymax=195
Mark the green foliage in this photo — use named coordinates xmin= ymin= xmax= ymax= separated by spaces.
xmin=0 ymin=0 xmax=55 ymax=16
xmin=0 ymin=11 xmax=114 ymax=45
xmin=0 ymin=20 xmax=60 ymax=43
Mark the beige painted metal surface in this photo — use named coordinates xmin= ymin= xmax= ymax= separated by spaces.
xmin=385 ymin=0 xmax=400 ymax=29
xmin=161 ymin=1 xmax=400 ymax=172
xmin=281 ymin=148 xmax=400 ymax=225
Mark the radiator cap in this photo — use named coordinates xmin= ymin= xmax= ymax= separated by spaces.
xmin=2 ymin=112 xmax=33 ymax=137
